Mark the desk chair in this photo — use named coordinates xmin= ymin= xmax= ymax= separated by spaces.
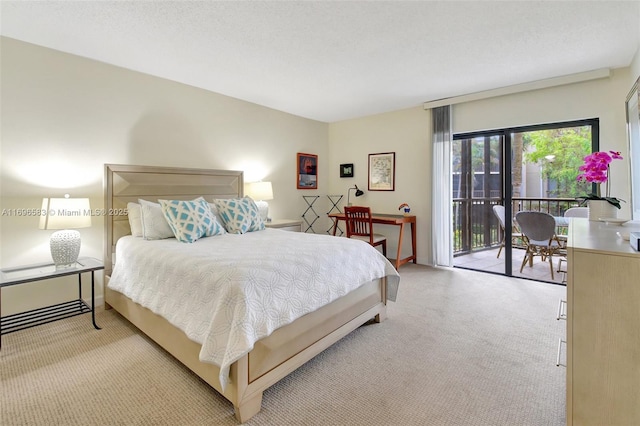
xmin=344 ymin=206 xmax=387 ymax=256
xmin=492 ymin=205 xmax=523 ymax=258
xmin=515 ymin=211 xmax=562 ymax=280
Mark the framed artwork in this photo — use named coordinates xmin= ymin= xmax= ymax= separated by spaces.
xmin=368 ymin=152 xmax=395 ymax=191
xmin=297 ymin=152 xmax=318 ymax=189
xmin=340 ymin=163 xmax=354 ymax=178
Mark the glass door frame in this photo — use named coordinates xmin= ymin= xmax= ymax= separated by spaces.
xmin=454 ymin=118 xmax=599 ymax=277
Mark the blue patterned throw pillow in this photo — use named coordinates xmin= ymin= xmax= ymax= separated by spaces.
xmin=159 ymin=197 xmax=225 ymax=243
xmin=212 ymin=197 xmax=265 ymax=234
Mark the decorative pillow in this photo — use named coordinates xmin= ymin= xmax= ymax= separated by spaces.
xmin=212 ymin=197 xmax=265 ymax=234
xmin=127 ymin=202 xmax=143 ymax=237
xmin=138 ymin=199 xmax=175 ymax=240
xmin=159 ymin=197 xmax=225 ymax=243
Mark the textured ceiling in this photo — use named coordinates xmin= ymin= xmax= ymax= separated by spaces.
xmin=1 ymin=1 xmax=639 ymax=122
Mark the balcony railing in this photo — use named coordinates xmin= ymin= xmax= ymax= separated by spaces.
xmin=453 ymin=197 xmax=581 ymax=255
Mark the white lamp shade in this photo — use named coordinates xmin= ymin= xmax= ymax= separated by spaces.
xmin=246 ymin=181 xmax=273 ymax=201
xmin=39 ymin=197 xmax=92 ymax=230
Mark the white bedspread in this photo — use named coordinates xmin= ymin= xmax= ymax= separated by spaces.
xmin=108 ymin=229 xmax=399 ymax=388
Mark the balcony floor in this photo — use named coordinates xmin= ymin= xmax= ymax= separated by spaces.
xmin=454 ymin=246 xmax=566 ymax=285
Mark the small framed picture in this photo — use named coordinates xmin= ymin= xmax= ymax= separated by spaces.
xmin=368 ymin=152 xmax=395 ymax=191
xmin=297 ymin=152 xmax=318 ymax=189
xmin=340 ymin=163 xmax=354 ymax=178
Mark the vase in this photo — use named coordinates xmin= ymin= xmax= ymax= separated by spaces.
xmin=587 ymin=199 xmax=618 ymax=221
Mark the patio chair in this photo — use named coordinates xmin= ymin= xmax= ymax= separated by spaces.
xmin=556 ymin=206 xmax=588 ymax=280
xmin=515 ymin=211 xmax=563 ymax=280
xmin=564 ymin=207 xmax=589 ymax=218
xmin=492 ymin=205 xmax=523 ymax=258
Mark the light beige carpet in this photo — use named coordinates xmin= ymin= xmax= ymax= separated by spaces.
xmin=1 ymin=264 xmax=566 ymax=425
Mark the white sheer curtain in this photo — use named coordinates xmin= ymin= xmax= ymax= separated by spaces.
xmin=431 ymin=106 xmax=453 ymax=267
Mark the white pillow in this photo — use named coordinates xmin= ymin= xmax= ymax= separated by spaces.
xmin=127 ymin=202 xmax=143 ymax=237
xmin=159 ymin=197 xmax=225 ymax=243
xmin=208 ymin=202 xmax=224 ymax=226
xmin=138 ymin=199 xmax=174 ymax=240
xmin=212 ymin=197 xmax=265 ymax=234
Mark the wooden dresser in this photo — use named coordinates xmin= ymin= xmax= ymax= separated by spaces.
xmin=566 ymin=218 xmax=640 ymax=425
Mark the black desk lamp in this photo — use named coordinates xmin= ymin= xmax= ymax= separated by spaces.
xmin=347 ymin=185 xmax=364 ymax=206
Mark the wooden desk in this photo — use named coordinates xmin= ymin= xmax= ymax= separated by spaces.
xmin=328 ymin=212 xmax=416 ymax=269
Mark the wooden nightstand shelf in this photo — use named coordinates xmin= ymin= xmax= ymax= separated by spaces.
xmin=264 ymin=219 xmax=303 ymax=232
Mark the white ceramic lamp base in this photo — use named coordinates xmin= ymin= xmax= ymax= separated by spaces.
xmin=255 ymin=200 xmax=270 ymax=222
xmin=50 ymin=229 xmax=81 ymax=268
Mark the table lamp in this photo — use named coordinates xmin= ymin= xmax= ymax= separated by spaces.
xmin=347 ymin=185 xmax=364 ymax=206
xmin=246 ymin=181 xmax=273 ymax=222
xmin=39 ymin=195 xmax=91 ymax=268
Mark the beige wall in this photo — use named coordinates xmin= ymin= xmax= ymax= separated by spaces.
xmin=630 ymin=44 xmax=640 ymax=85
xmin=0 ymin=37 xmax=328 ymax=314
xmin=327 ymin=107 xmax=431 ymax=265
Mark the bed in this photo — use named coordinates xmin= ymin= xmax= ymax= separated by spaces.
xmin=103 ymin=164 xmax=399 ymax=422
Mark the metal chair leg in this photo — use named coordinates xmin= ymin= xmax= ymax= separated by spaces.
xmin=556 ymin=338 xmax=566 ymax=367
xmin=557 ymin=299 xmax=567 ymax=320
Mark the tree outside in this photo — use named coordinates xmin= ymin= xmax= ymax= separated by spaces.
xmin=522 ymin=126 xmax=592 ymax=198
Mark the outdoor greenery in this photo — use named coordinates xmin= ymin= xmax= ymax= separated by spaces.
xmin=451 ymin=136 xmax=500 ymax=174
xmin=523 ymin=126 xmax=592 ymax=198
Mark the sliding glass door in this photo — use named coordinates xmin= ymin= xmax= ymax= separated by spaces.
xmin=453 ymin=119 xmax=598 ymax=284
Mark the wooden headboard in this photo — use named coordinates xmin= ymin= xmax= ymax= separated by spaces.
xmin=104 ymin=164 xmax=243 ymax=275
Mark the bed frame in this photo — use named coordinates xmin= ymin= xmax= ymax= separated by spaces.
xmin=103 ymin=164 xmax=389 ymax=422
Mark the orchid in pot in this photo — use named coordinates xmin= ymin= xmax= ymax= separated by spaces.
xmin=576 ymin=150 xmax=624 ymax=209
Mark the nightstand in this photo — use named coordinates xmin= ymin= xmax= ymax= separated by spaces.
xmin=0 ymin=257 xmax=103 ymax=348
xmin=265 ymin=219 xmax=303 ymax=232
